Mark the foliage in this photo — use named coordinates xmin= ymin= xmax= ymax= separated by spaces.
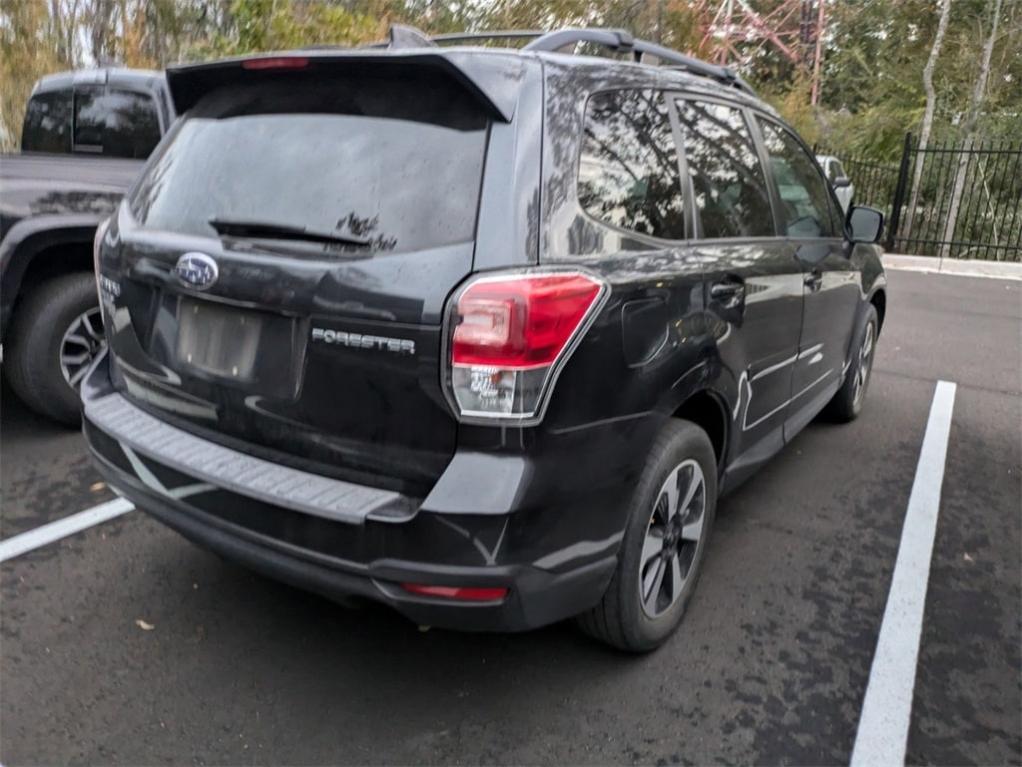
xmin=818 ymin=0 xmax=1021 ymax=157
xmin=0 ymin=0 xmax=64 ymax=147
xmin=1 ymin=0 xmax=1019 ymax=153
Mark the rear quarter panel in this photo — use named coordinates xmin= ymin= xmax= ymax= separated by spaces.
xmin=850 ymin=241 xmax=887 ymax=328
xmin=0 ymin=153 xmax=144 ymax=336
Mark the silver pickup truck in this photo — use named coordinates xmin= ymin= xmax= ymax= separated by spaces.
xmin=1 ymin=67 xmax=173 ymax=424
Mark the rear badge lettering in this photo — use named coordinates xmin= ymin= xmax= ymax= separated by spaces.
xmin=312 ymin=328 xmax=415 ymax=355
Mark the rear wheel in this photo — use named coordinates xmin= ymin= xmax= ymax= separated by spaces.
xmin=5 ymin=272 xmax=105 ymax=426
xmin=577 ymin=420 xmax=717 ymax=652
xmin=824 ymin=304 xmax=878 ymax=423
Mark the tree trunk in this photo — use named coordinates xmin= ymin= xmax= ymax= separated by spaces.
xmin=50 ymin=0 xmax=66 ymax=62
xmin=66 ymin=0 xmax=81 ymax=66
xmin=90 ymin=0 xmax=116 ymax=64
xmin=903 ymin=0 xmax=952 ymax=241
xmin=940 ymin=0 xmax=1003 ymax=259
xmin=809 ymin=0 xmax=825 ymax=106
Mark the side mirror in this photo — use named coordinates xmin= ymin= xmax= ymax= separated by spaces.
xmin=848 ymin=205 xmax=883 ymax=244
xmin=832 ymin=175 xmax=852 ymax=189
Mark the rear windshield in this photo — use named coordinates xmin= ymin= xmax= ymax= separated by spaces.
xmin=73 ymin=86 xmax=162 ymax=158
xmin=22 ymin=90 xmax=72 ymax=153
xmin=129 ymin=71 xmax=489 ymax=255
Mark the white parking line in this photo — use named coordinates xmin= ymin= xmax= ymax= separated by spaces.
xmin=850 ymin=380 xmax=957 ymax=767
xmin=0 ymin=497 xmax=135 ymax=563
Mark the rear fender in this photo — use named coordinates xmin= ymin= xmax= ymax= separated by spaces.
xmin=653 ymin=351 xmax=737 ymax=469
xmin=1 ymin=214 xmax=105 ymax=338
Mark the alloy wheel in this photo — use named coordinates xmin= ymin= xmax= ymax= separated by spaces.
xmin=853 ymin=321 xmax=875 ymax=407
xmin=638 ymin=459 xmax=706 ymax=619
xmin=59 ymin=307 xmax=105 ymax=389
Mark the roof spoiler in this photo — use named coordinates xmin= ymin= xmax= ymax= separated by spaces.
xmin=165 ymin=50 xmax=524 ymax=122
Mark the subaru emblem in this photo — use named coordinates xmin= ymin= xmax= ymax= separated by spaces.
xmin=174 ymin=252 xmax=219 ymax=290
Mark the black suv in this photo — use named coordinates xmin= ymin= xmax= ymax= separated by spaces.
xmin=83 ymin=28 xmax=887 ymax=651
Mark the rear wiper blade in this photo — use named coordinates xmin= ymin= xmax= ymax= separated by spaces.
xmin=208 ymin=218 xmax=371 ymax=248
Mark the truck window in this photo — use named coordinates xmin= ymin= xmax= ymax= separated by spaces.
xmin=577 ymin=89 xmax=686 ymax=240
xmin=827 ymin=159 xmax=846 ymax=183
xmin=758 ymin=119 xmax=840 ymax=238
xmin=22 ymin=90 xmax=72 ymax=153
xmin=73 ymin=87 xmax=161 ymax=158
xmin=675 ymin=99 xmax=775 ymax=240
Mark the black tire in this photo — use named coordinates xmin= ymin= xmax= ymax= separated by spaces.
xmin=4 ymin=272 xmax=103 ymax=426
xmin=824 ymin=304 xmax=878 ymax=423
xmin=577 ymin=420 xmax=718 ymax=652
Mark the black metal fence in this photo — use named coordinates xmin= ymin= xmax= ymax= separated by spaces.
xmin=820 ymin=134 xmax=1022 ymax=261
xmin=840 ymin=156 xmax=900 ymax=222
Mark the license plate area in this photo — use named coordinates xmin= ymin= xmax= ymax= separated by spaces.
xmin=174 ymin=297 xmax=302 ymax=398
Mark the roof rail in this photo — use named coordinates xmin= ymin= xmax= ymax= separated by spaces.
xmin=431 ymin=30 xmax=545 ymax=46
xmin=370 ymin=24 xmax=754 ymax=95
xmin=522 ymin=28 xmax=754 ymax=95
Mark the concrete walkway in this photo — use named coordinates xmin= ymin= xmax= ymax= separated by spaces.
xmin=884 ymin=253 xmax=1022 ymax=281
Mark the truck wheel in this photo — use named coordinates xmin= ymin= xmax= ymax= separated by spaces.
xmin=824 ymin=304 xmax=878 ymax=423
xmin=5 ymin=272 xmax=105 ymax=426
xmin=576 ymin=420 xmax=718 ymax=652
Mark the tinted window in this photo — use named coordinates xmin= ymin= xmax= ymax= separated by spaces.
xmin=578 ymin=89 xmax=686 ymax=240
xmin=759 ymin=120 xmax=840 ymax=238
xmin=74 ymin=87 xmax=161 ymax=158
xmin=130 ymin=74 xmax=488 ymax=255
xmin=22 ymin=90 xmax=72 ymax=153
xmin=676 ymin=100 xmax=774 ymax=239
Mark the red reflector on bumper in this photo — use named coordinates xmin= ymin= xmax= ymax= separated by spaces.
xmin=401 ymin=583 xmax=509 ymax=602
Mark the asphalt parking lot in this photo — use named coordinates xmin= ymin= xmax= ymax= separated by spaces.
xmin=1 ymin=268 xmax=1019 ymax=766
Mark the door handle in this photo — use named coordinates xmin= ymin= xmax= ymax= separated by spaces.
xmin=710 ymin=280 xmax=745 ymax=300
xmin=709 ymin=278 xmax=745 ymax=313
xmin=804 ymin=270 xmax=823 ymax=291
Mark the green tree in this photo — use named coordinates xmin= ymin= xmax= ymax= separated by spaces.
xmin=0 ymin=0 xmax=66 ymax=149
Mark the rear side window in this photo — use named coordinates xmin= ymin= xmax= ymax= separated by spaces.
xmin=74 ymin=87 xmax=161 ymax=158
xmin=675 ymin=100 xmax=774 ymax=239
xmin=22 ymin=90 xmax=72 ymax=153
xmin=130 ymin=72 xmax=489 ymax=255
xmin=577 ymin=89 xmax=686 ymax=240
xmin=758 ymin=119 xmax=840 ymax=238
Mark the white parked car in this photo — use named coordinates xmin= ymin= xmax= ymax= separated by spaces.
xmin=817 ymin=154 xmax=854 ymax=212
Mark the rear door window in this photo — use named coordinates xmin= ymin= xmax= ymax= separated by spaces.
xmin=129 ymin=73 xmax=489 ymax=255
xmin=675 ymin=99 xmax=774 ymax=239
xmin=22 ymin=90 xmax=72 ymax=153
xmin=73 ymin=86 xmax=162 ymax=158
xmin=577 ymin=89 xmax=686 ymax=240
xmin=758 ymin=119 xmax=841 ymax=238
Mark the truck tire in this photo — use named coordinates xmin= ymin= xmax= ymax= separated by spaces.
xmin=5 ymin=272 xmax=104 ymax=426
xmin=576 ymin=420 xmax=718 ymax=652
xmin=824 ymin=304 xmax=878 ymax=423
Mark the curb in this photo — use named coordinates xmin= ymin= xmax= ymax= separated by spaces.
xmin=882 ymin=254 xmax=1022 ymax=282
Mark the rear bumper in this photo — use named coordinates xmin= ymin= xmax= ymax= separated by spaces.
xmin=82 ymin=355 xmax=629 ymax=632
xmin=87 ymin=444 xmax=615 ymax=631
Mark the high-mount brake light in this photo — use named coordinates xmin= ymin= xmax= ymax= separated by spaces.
xmin=241 ymin=57 xmax=309 ymax=71
xmin=445 ymin=271 xmax=606 ymax=423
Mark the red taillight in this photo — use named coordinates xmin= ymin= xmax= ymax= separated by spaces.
xmin=241 ymin=56 xmax=309 ymax=71
xmin=452 ymin=274 xmax=603 ymax=369
xmin=401 ymin=584 xmax=509 ymax=602
xmin=445 ymin=271 xmax=606 ymax=423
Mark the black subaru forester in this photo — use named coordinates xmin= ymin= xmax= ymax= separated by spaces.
xmin=84 ymin=27 xmax=887 ymax=651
